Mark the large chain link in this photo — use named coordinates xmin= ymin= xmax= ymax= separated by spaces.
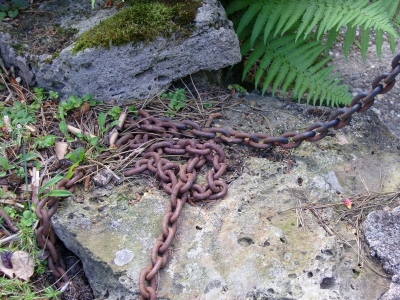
xmin=35 ymin=54 xmax=400 ymax=298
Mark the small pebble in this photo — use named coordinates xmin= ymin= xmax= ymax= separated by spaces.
xmin=93 ymin=169 xmax=113 ymax=186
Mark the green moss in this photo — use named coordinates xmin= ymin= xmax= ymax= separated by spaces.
xmin=72 ymin=0 xmax=201 ymax=54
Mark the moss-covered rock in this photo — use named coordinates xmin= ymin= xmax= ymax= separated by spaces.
xmin=73 ymin=0 xmax=201 ymax=53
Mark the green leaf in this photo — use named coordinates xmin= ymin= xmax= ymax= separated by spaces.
xmin=59 ymin=120 xmax=67 ymax=135
xmin=89 ymin=136 xmax=99 ymax=147
xmin=23 ymin=210 xmax=33 ymax=219
xmin=82 ymin=93 xmax=93 ymax=102
xmin=11 ymin=0 xmax=29 ymax=10
xmin=0 ymin=12 xmax=6 ymax=21
xmin=109 ymin=120 xmax=120 ymax=127
xmin=16 ymin=152 xmax=38 ymax=163
xmin=7 ymin=9 xmax=18 ymax=18
xmin=38 ymin=175 xmax=64 ymax=194
xmin=98 ymin=112 xmax=106 ymax=128
xmin=46 ymin=190 xmax=73 ymax=197
xmin=0 ymin=156 xmax=10 ymax=170
xmin=0 ymin=4 xmax=10 ymax=12
xmin=343 ymin=25 xmax=356 ymax=61
xmin=49 ymin=91 xmax=58 ymax=99
xmin=0 ymin=171 xmax=6 ymax=178
xmin=360 ymin=26 xmax=370 ymax=63
xmin=66 ymin=162 xmax=79 ymax=179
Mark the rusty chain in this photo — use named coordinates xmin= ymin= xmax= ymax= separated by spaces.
xmin=33 ymin=54 xmax=400 ymax=297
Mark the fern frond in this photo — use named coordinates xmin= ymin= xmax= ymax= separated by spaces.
xmin=296 ymin=2 xmax=318 ymax=41
xmin=262 ymin=59 xmax=282 ymax=95
xmin=223 ymin=0 xmax=400 ymax=107
xmin=245 ymin=34 xmax=351 ymax=106
xmin=343 ymin=25 xmax=356 ymax=61
xmin=242 ymin=42 xmax=265 ymax=79
xmin=236 ymin=2 xmax=263 ymax=39
xmin=225 ymin=0 xmax=256 ymax=15
xmin=272 ymin=64 xmax=290 ymax=94
xmin=325 ymin=28 xmax=340 ymax=54
xmin=375 ymin=29 xmax=383 ymax=59
xmin=251 ymin=3 xmax=270 ymax=46
xmin=302 ymin=4 xmax=326 ymax=38
xmin=360 ymin=26 xmax=370 ymax=63
xmin=389 ymin=34 xmax=396 ymax=53
xmin=274 ymin=1 xmax=305 ymax=37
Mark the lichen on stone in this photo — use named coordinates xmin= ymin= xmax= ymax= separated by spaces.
xmin=72 ymin=0 xmax=201 ymax=54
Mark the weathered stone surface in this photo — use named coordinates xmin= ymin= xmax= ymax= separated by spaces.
xmin=364 ymin=207 xmax=400 ymax=275
xmin=52 ymin=94 xmax=400 ymax=299
xmin=364 ymin=207 xmax=400 ymax=300
xmin=0 ymin=0 xmax=240 ymax=101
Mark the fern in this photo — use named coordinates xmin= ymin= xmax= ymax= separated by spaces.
xmin=222 ymin=0 xmax=400 ymax=106
xmin=248 ymin=33 xmax=350 ymax=106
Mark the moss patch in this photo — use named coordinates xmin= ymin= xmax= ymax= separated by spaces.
xmin=72 ymin=0 xmax=201 ymax=54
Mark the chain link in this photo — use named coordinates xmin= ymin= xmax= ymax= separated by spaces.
xmin=35 ymin=54 xmax=400 ymax=297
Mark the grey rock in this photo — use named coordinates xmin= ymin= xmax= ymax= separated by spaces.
xmin=364 ymin=207 xmax=400 ymax=300
xmin=0 ymin=0 xmax=241 ymax=101
xmin=364 ymin=207 xmax=400 ymax=275
xmin=51 ymin=95 xmax=400 ymax=300
xmin=380 ymin=286 xmax=400 ymax=300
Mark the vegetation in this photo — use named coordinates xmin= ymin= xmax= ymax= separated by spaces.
xmin=220 ymin=0 xmax=400 ymax=106
xmin=0 ymin=0 xmax=29 ymax=22
xmin=0 ymin=79 xmax=122 ymax=297
xmin=73 ymin=0 xmax=201 ymax=53
xmin=161 ymin=88 xmax=187 ymax=117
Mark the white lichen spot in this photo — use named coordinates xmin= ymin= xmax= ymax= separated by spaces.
xmin=114 ymin=249 xmax=134 ymax=266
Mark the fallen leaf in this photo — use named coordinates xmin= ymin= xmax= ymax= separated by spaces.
xmin=11 ymin=251 xmax=34 ymax=281
xmin=1 ymin=251 xmax=13 ymax=269
xmin=0 ymin=253 xmax=14 ymax=278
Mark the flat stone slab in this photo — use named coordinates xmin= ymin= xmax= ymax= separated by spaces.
xmin=52 ymin=94 xmax=400 ymax=299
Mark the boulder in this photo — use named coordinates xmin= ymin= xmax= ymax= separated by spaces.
xmin=0 ymin=0 xmax=241 ymax=100
xmin=52 ymin=94 xmax=400 ymax=299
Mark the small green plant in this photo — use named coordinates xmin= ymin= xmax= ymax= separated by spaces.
xmin=48 ymin=90 xmax=58 ymax=100
xmin=128 ymin=105 xmax=139 ymax=116
xmin=19 ymin=209 xmax=37 ymax=228
xmin=228 ymin=84 xmax=247 ymax=93
xmin=33 ymin=87 xmax=45 ymax=101
xmin=161 ymin=88 xmax=187 ymax=117
xmin=64 ymin=147 xmax=86 ymax=179
xmin=0 ymin=276 xmax=61 ymax=299
xmin=97 ymin=112 xmax=120 ymax=137
xmin=38 ymin=174 xmax=74 ymax=198
xmin=0 ymin=156 xmax=15 ymax=176
xmin=0 ymin=152 xmax=38 ymax=178
xmin=108 ymin=106 xmax=122 ymax=120
xmin=2 ymin=101 xmax=38 ymax=127
xmin=0 ymin=0 xmax=29 ymax=22
xmin=2 ymin=206 xmax=17 ymax=219
xmin=56 ymin=93 xmax=99 ymax=119
xmin=32 ymin=135 xmax=56 ymax=149
xmin=202 ymin=101 xmax=214 ymax=109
